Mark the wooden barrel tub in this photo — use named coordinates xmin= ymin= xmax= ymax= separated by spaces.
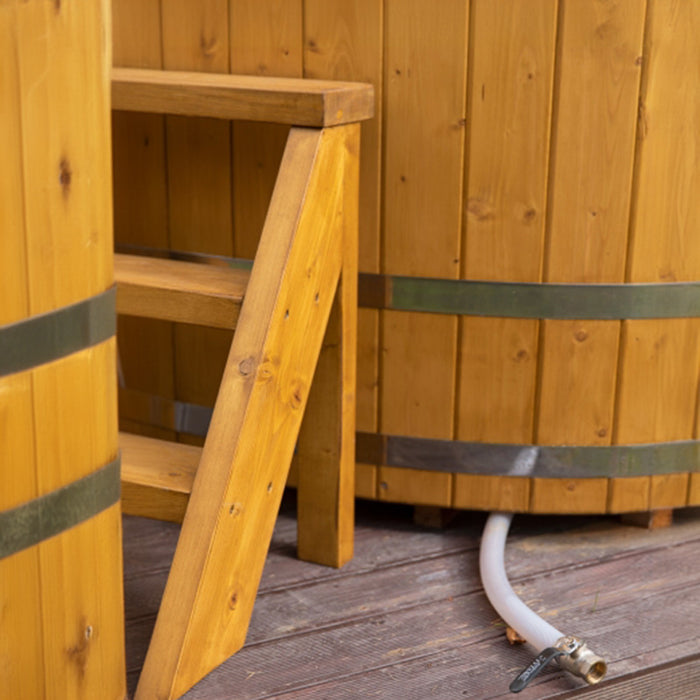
xmin=111 ymin=0 xmax=700 ymax=515
xmin=0 ymin=0 xmax=125 ymax=696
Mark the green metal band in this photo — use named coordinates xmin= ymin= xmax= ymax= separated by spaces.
xmin=114 ymin=245 xmax=700 ymax=320
xmin=0 ymin=456 xmax=121 ymax=560
xmin=356 ymin=432 xmax=700 ymax=479
xmin=359 ymin=274 xmax=700 ymax=319
xmin=0 ymin=287 xmax=116 ymax=377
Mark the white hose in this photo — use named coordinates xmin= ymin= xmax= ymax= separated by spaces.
xmin=479 ymin=512 xmax=562 ymax=651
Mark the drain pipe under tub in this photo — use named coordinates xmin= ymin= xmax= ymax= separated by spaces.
xmin=479 ymin=512 xmax=607 ymax=693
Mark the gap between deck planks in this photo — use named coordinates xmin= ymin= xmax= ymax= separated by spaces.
xmin=122 ymin=501 xmax=700 ymax=699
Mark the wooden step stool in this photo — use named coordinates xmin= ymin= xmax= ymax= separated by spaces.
xmin=112 ymin=67 xmax=374 ymax=700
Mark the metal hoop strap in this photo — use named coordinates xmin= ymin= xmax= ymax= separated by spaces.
xmin=0 ymin=456 xmax=121 ymax=560
xmin=356 ymin=433 xmax=700 ymax=479
xmin=0 ymin=287 xmax=116 ymax=377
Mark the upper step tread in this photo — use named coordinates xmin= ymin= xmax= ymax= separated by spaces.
xmin=115 ymin=253 xmax=248 ymax=328
xmin=112 ymin=67 xmax=375 ymax=127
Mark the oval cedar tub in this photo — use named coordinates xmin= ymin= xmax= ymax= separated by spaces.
xmin=0 ymin=0 xmax=125 ymax=697
xmin=110 ymin=0 xmax=700 ymax=515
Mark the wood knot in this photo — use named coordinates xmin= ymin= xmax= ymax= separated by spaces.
xmin=228 ymin=592 xmax=238 ymax=610
xmin=574 ymin=330 xmax=588 ymax=343
xmin=238 ymin=357 xmax=255 ymax=376
xmin=59 ymin=158 xmax=72 ymax=196
xmin=199 ymin=34 xmax=219 ymax=58
xmin=467 ymin=198 xmax=494 ymax=222
xmin=522 ymin=208 xmax=537 ymax=224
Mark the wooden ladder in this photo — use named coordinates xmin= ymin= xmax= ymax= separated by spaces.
xmin=112 ymin=67 xmax=373 ymax=700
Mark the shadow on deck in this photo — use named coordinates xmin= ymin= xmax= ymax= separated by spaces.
xmin=123 ymin=498 xmax=700 ymax=699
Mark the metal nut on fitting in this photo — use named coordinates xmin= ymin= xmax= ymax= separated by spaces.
xmin=555 ymin=636 xmax=607 ymax=685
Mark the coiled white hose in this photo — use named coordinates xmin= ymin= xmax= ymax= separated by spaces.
xmin=479 ymin=512 xmax=562 ymax=651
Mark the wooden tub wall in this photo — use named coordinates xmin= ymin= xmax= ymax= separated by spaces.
xmin=112 ymin=0 xmax=700 ymax=515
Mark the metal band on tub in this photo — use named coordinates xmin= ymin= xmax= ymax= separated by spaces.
xmin=358 ymin=273 xmax=700 ymax=319
xmin=114 ymin=244 xmax=700 ymax=319
xmin=356 ymin=433 xmax=700 ymax=479
xmin=0 ymin=287 xmax=116 ymax=377
xmin=0 ymin=456 xmax=121 ymax=560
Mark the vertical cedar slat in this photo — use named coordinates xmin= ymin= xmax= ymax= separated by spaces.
xmin=1 ymin=1 xmax=125 ymax=697
xmin=230 ymin=0 xmax=303 ymax=260
xmin=112 ymin=0 xmax=176 ymax=440
xmin=0 ymin=6 xmax=44 ymax=694
xmin=454 ymin=0 xmax=557 ymax=511
xmin=531 ymin=0 xmax=646 ymax=514
xmin=161 ymin=0 xmax=233 ymax=444
xmin=303 ymin=0 xmax=383 ymax=498
xmin=379 ymin=0 xmax=469 ymax=506
xmin=614 ymin=0 xmax=700 ymax=511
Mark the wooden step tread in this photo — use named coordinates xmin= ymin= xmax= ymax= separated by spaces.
xmin=120 ymin=431 xmax=199 ymax=522
xmin=115 ymin=253 xmax=248 ymax=328
xmin=112 ymin=67 xmax=374 ymax=127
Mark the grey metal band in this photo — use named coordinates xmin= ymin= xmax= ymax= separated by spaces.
xmin=359 ymin=274 xmax=700 ymax=320
xmin=356 ymin=432 xmax=700 ymax=479
xmin=0 ymin=456 xmax=121 ymax=560
xmin=119 ymin=389 xmax=213 ymax=436
xmin=0 ymin=287 xmax=116 ymax=377
xmin=114 ymin=244 xmax=700 ymax=320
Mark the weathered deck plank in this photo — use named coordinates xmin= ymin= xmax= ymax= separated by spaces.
xmin=123 ymin=501 xmax=700 ymax=699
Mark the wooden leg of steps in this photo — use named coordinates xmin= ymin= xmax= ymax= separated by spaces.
xmin=296 ymin=124 xmax=359 ymax=569
xmin=133 ymin=125 xmax=358 ymax=700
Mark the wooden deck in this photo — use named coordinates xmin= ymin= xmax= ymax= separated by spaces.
xmin=123 ymin=498 xmax=700 ymax=699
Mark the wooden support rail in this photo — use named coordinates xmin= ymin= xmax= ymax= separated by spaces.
xmin=112 ymin=67 xmax=374 ymax=126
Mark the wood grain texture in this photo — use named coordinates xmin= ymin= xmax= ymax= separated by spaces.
xmin=534 ymin=0 xmax=646 ymax=513
xmin=297 ymin=124 xmax=359 ymax=567
xmin=1 ymin=1 xmax=124 ymax=697
xmin=379 ymin=0 xmax=468 ymax=507
xmin=230 ymin=0 xmax=303 ymax=260
xmin=122 ymin=501 xmax=700 ymax=699
xmin=0 ymin=12 xmax=43 ymax=691
xmin=112 ymin=67 xmax=375 ymax=126
xmin=115 ymin=253 xmax=248 ymax=328
xmin=304 ymin=0 xmax=383 ymax=495
xmin=111 ymin=0 xmax=176 ymax=439
xmin=159 ymin=0 xmax=235 ymax=449
xmin=614 ymin=1 xmax=700 ymax=512
xmin=120 ymin=432 xmax=199 ymax=522
xmin=135 ymin=127 xmax=349 ymax=699
xmin=456 ymin=1 xmax=557 ymax=510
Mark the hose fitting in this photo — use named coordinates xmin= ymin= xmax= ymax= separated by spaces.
xmin=555 ymin=636 xmax=607 ymax=685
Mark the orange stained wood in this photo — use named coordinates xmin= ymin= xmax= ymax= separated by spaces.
xmin=453 ymin=474 xmax=531 ymax=513
xmin=304 ymin=0 xmax=383 ymax=498
xmin=614 ymin=1 xmax=700 ymax=513
xmin=112 ymin=0 xmax=176 ymax=439
xmin=133 ymin=125 xmax=358 ymax=700
xmin=112 ymin=67 xmax=375 ymax=126
xmin=115 ymin=253 xmax=248 ymax=328
xmin=1 ymin=0 xmax=125 ymax=697
xmin=159 ymin=0 xmax=236 ymax=431
xmin=379 ymin=0 xmax=469 ymax=511
xmin=297 ymin=123 xmax=359 ymax=567
xmin=230 ymin=0 xmax=303 ymax=259
xmin=533 ymin=0 xmax=646 ymax=514
xmin=120 ymin=432 xmax=199 ymax=522
xmin=457 ymin=0 xmax=557 ymax=510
